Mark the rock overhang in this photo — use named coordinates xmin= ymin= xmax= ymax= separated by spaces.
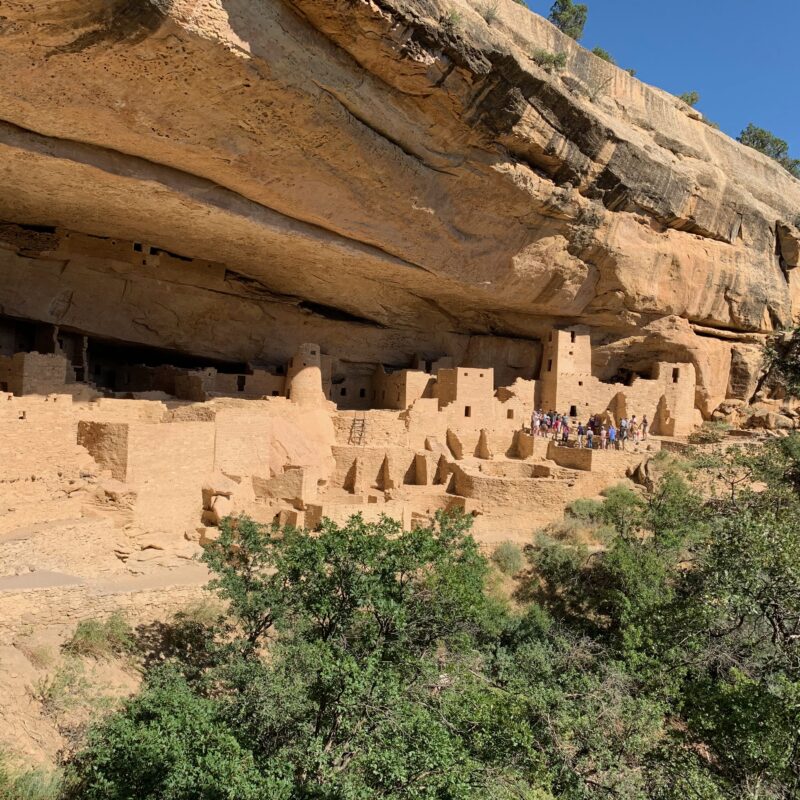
xmin=0 ymin=0 xmax=797 ymax=368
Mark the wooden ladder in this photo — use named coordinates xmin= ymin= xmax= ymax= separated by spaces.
xmin=349 ymin=412 xmax=367 ymax=445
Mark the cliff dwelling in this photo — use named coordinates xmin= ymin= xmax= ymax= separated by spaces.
xmin=0 ymin=278 xmax=700 ymax=549
xmin=0 ymin=214 xmax=791 ymax=552
xmin=0 ymin=0 xmax=799 ymax=776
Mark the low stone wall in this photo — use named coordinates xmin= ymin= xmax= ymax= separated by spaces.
xmin=0 ymin=583 xmax=206 ymax=646
xmin=452 ymin=464 xmax=571 ymax=508
xmin=546 ymin=441 xmax=594 ymax=471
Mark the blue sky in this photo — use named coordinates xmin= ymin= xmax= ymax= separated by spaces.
xmin=521 ymin=0 xmax=800 ymax=155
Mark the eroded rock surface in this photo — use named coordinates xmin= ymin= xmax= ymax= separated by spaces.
xmin=0 ymin=0 xmax=798 ymax=403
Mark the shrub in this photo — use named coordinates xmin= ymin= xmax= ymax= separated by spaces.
xmin=565 ymin=497 xmax=604 ymax=524
xmin=678 ymin=91 xmax=699 ymax=107
xmin=531 ymin=49 xmax=567 ymax=72
xmin=64 ymin=613 xmax=134 ymax=660
xmin=63 ymin=668 xmax=269 ymax=800
xmin=688 ymin=421 xmax=731 ymax=445
xmin=492 ymin=541 xmax=524 ymax=575
xmin=480 ymin=2 xmax=499 ymax=24
xmin=738 ymin=123 xmax=800 ymax=178
xmin=31 ymin=659 xmax=88 ymax=716
xmin=442 ymin=9 xmax=462 ymax=31
xmin=0 ymin=755 xmax=62 ymax=800
xmin=591 ymin=46 xmax=615 ymax=64
xmin=541 ymin=517 xmax=584 ymax=541
xmin=764 ymin=325 xmax=800 ymax=396
xmin=17 ymin=641 xmax=54 ymax=669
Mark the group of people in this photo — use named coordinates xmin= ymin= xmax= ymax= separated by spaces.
xmin=529 ymin=409 xmax=649 ymax=450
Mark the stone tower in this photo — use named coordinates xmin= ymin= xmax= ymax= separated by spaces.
xmin=285 ymin=343 xmax=325 ymax=406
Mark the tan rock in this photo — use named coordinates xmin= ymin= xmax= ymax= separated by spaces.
xmin=0 ymin=0 xmax=795 ymax=375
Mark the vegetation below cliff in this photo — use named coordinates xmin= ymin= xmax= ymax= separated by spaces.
xmin=7 ymin=433 xmax=797 ymax=800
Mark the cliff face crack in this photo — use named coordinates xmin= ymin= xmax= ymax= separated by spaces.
xmin=297 ymin=301 xmax=386 ymax=328
xmin=313 ymin=82 xmax=460 ymax=176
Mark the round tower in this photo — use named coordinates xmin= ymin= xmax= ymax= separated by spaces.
xmin=285 ymin=343 xmax=325 ymax=406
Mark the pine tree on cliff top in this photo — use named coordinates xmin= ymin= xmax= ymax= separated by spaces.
xmin=548 ymin=0 xmax=588 ymax=41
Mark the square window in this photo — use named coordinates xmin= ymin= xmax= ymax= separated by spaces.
xmin=464 ymin=406 xmax=472 ymax=417
xmin=340 ymin=387 xmax=347 ymax=396
xmin=507 ymin=409 xmax=514 ymax=419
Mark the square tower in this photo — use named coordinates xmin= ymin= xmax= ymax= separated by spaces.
xmin=537 ymin=327 xmax=592 ymax=412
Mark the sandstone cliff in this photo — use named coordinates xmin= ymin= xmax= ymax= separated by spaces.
xmin=0 ymin=0 xmax=798 ymax=413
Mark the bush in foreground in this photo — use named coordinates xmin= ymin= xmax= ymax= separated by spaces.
xmin=63 ymin=613 xmax=134 ymax=660
xmin=62 ymin=437 xmax=800 ymax=798
xmin=491 ymin=541 xmax=524 ymax=575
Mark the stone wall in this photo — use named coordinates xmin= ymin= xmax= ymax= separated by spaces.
xmin=127 ymin=421 xmax=216 ymax=532
xmin=77 ymin=421 xmax=129 ymax=481
xmin=0 ymin=396 xmax=87 ymax=481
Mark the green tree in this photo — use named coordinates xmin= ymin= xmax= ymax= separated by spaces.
xmin=65 ymin=668 xmax=270 ymax=800
xmin=738 ymin=123 xmax=800 ymax=178
xmin=66 ymin=513 xmax=508 ymax=799
xmin=548 ymin=0 xmax=588 ymax=41
xmin=678 ymin=91 xmax=699 ymax=107
xmin=63 ymin=441 xmax=800 ymax=799
xmin=530 ymin=450 xmax=800 ymax=796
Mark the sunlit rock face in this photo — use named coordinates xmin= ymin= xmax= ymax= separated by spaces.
xmin=0 ymin=0 xmax=798 ymax=408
